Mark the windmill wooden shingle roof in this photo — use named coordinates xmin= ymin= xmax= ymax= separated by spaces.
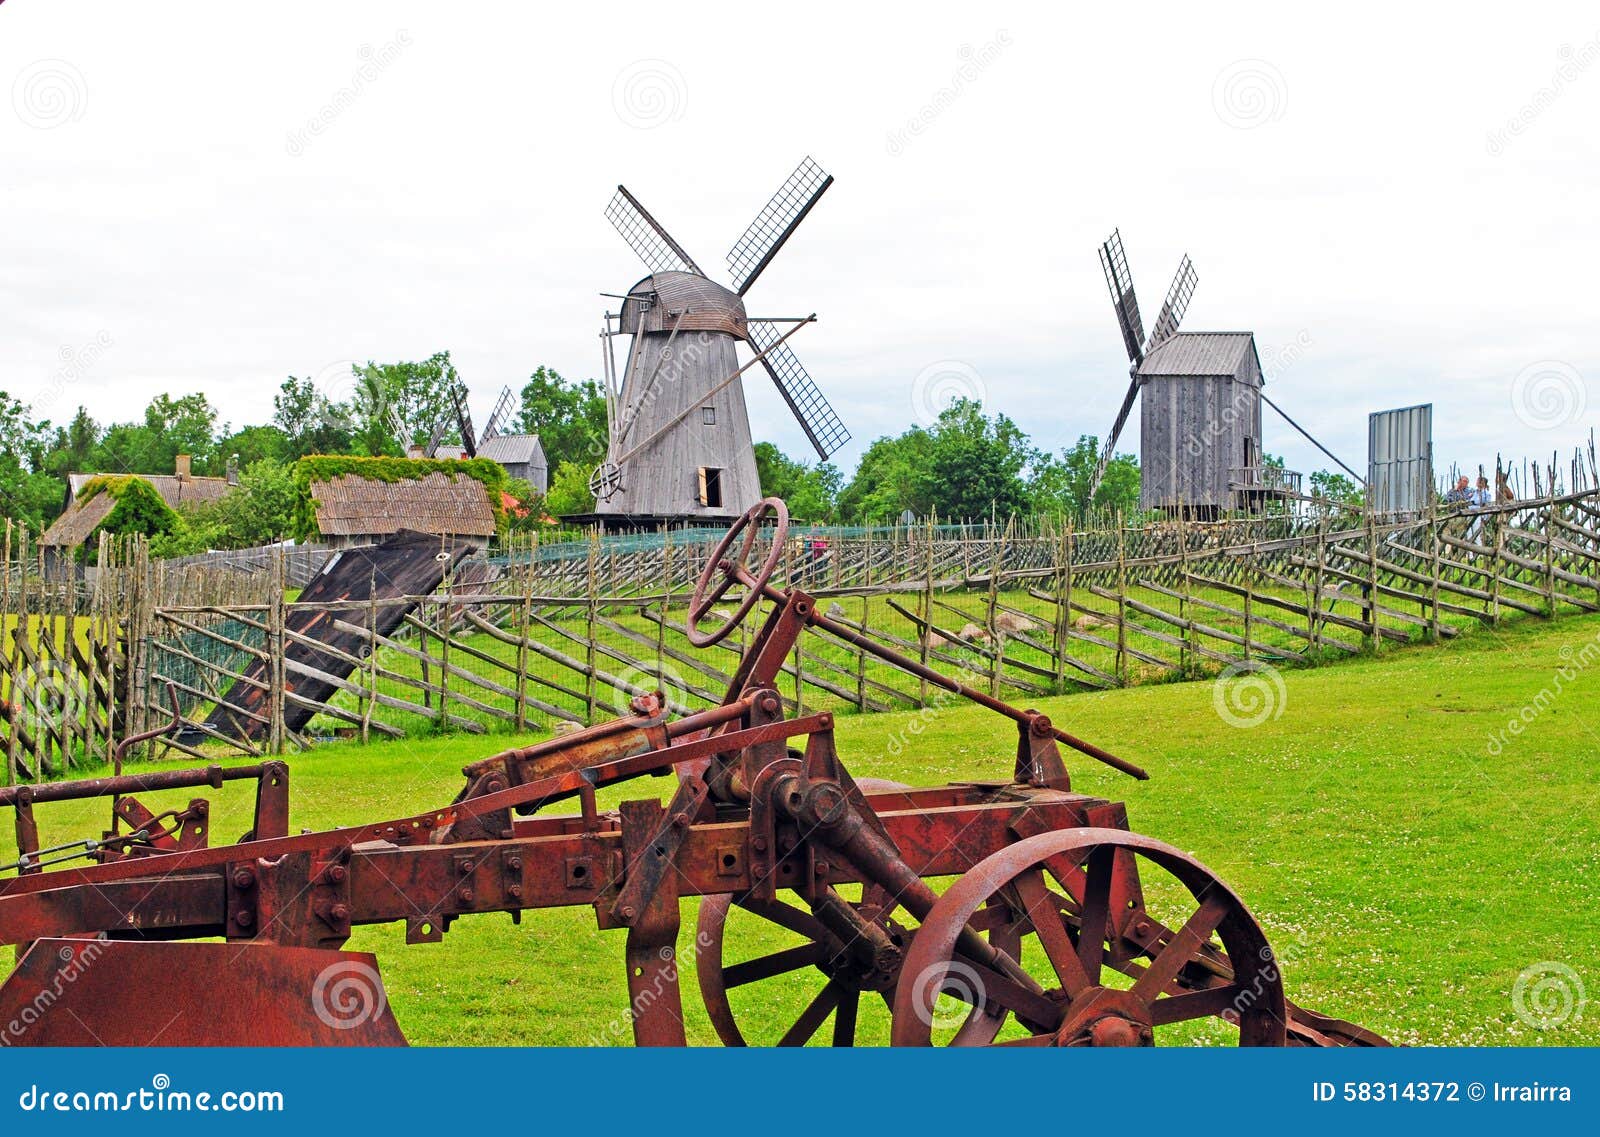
xmin=309 ymin=470 xmax=497 ymax=542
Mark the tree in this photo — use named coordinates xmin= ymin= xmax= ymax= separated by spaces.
xmin=919 ymin=399 xmax=1035 ymax=521
xmin=753 ymin=442 xmax=841 ymax=521
xmin=1029 ymin=435 xmax=1141 ymax=520
xmin=206 ymin=459 xmax=299 ymax=546
xmin=217 ymin=424 xmax=290 ymax=469
xmin=544 ymin=460 xmax=596 ymax=516
xmin=0 ymin=392 xmax=62 ymax=527
xmin=273 ymin=377 xmax=352 ymax=458
xmin=359 ymin=351 xmax=462 ymax=451
xmin=516 ymin=366 xmax=608 ymax=471
xmin=1309 ymin=469 xmax=1364 ymax=507
xmin=837 ymin=429 xmax=934 ymax=523
xmin=89 ymin=393 xmax=219 ymax=476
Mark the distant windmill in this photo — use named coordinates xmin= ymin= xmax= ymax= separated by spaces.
xmin=479 ymin=386 xmax=517 ymax=443
xmin=1088 ymin=229 xmax=1198 ymax=500
xmin=590 ymin=156 xmax=849 ymax=520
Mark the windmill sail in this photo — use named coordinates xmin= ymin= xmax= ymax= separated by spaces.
xmin=747 ymin=319 xmax=849 ymax=460
xmin=1099 ymin=229 xmax=1145 ymax=362
xmin=480 ymin=386 xmax=517 ymax=442
xmin=605 ymin=186 xmax=704 ymax=276
xmin=1146 ymin=255 xmax=1197 ymax=350
xmin=726 ymin=157 xmax=833 ymax=297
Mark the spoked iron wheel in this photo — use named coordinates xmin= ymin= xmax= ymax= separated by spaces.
xmin=696 ymin=882 xmax=912 ymax=1047
xmin=891 ymin=828 xmax=1288 ymax=1047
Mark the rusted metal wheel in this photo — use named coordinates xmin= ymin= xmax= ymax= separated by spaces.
xmin=696 ymin=885 xmax=910 ymax=1046
xmin=685 ymin=497 xmax=789 ymax=647
xmin=890 ymin=827 xmax=1288 ymax=1046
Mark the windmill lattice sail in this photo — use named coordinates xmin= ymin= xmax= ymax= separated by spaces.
xmin=1099 ymin=229 xmax=1145 ymax=363
xmin=605 ymin=186 xmax=704 ymax=275
xmin=747 ymin=320 xmax=850 ymax=461
xmin=726 ymin=157 xmax=833 ymax=297
xmin=1146 ymin=255 xmax=1197 ymax=351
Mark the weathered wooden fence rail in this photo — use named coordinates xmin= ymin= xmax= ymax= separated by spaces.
xmin=7 ymin=490 xmax=1600 ymax=775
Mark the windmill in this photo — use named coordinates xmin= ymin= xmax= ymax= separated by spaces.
xmin=590 ymin=156 xmax=849 ymax=521
xmin=1087 ymin=229 xmax=1198 ymax=501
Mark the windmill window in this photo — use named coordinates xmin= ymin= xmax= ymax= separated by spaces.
xmin=701 ymin=406 xmax=716 ymax=425
xmin=697 ymin=467 xmax=724 ymax=508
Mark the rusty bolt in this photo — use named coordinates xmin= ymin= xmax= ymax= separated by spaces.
xmin=752 ymin=836 xmax=768 ymax=852
xmin=619 ymin=905 xmax=637 ymax=921
xmin=508 ymin=884 xmax=523 ymax=900
xmin=324 ymin=864 xmax=347 ymax=884
xmin=814 ymin=861 xmax=829 ymax=877
xmin=329 ymin=903 xmax=351 ymax=923
xmin=670 ymin=813 xmax=690 ymax=830
xmin=506 ymin=856 xmax=522 ymax=871
xmin=758 ymin=692 xmax=780 ymax=714
xmin=457 ymin=887 xmax=475 ymax=905
xmin=231 ymin=867 xmax=255 ymax=890
xmin=233 ymin=910 xmax=254 ymax=928
xmin=457 ymin=860 xmax=474 ymax=876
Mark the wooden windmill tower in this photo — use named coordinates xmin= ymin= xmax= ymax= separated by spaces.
xmin=590 ymin=157 xmax=849 ymax=523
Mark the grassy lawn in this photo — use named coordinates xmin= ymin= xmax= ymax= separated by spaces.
xmin=6 ymin=610 xmax=1599 ymax=1045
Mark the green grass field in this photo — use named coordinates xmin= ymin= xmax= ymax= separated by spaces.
xmin=8 ymin=609 xmax=1600 ymax=1045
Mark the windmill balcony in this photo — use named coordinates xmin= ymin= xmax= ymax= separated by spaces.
xmin=1230 ymin=465 xmax=1302 ymax=498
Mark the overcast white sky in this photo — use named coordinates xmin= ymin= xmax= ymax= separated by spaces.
xmin=3 ymin=1 xmax=1597 ymax=484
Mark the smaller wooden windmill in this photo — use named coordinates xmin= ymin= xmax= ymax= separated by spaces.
xmin=590 ymin=157 xmax=849 ymax=522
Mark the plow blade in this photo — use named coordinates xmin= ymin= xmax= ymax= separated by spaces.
xmin=0 ymin=939 xmax=407 ymax=1046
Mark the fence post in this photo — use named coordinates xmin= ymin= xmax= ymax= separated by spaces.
xmin=1427 ymin=502 xmax=1442 ymax=640
xmin=1542 ymin=495 xmax=1557 ymax=615
xmin=855 ymin=595 xmax=868 ymax=711
xmin=919 ymin=517 xmax=933 ymax=708
xmin=1114 ymin=514 xmax=1129 ymax=687
xmin=584 ymin=539 xmax=599 ymax=723
xmin=1489 ymin=508 xmax=1504 ymax=626
xmin=516 ymin=556 xmax=533 ymax=732
xmin=1051 ymin=523 xmax=1071 ymax=690
xmin=268 ymin=551 xmax=286 ymax=755
xmin=1366 ymin=510 xmax=1382 ymax=650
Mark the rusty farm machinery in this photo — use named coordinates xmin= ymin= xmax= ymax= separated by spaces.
xmin=0 ymin=499 xmax=1388 ymax=1047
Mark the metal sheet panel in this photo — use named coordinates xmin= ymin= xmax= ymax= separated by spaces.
xmin=1367 ymin=404 xmax=1433 ymax=516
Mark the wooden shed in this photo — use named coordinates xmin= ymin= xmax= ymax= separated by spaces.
xmin=1137 ymin=332 xmax=1276 ymax=515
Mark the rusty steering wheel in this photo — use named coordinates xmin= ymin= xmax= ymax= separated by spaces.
xmin=686 ymin=498 xmax=790 ymax=647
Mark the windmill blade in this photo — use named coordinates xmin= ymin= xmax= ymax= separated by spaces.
xmin=480 ymin=385 xmax=517 ymax=441
xmin=423 ymin=420 xmax=447 ymax=459
xmin=1098 ymin=229 xmax=1146 ymax=363
xmin=453 ymin=384 xmax=477 ymax=458
xmin=1146 ymin=255 xmax=1197 ymax=350
xmin=1088 ymin=372 xmax=1141 ymax=501
xmin=726 ymin=157 xmax=833 ymax=297
xmin=605 ymin=185 xmax=704 ymax=275
xmin=747 ymin=319 xmax=849 ymax=460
